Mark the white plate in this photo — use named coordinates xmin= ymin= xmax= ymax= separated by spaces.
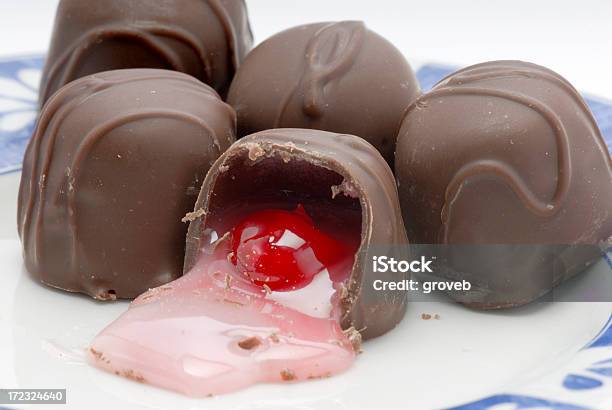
xmin=1 ymin=57 xmax=612 ymax=410
xmin=1 ymin=238 xmax=612 ymax=410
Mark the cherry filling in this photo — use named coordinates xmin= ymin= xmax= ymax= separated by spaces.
xmin=88 ymin=203 xmax=361 ymax=397
xmin=231 ymin=205 xmax=353 ymax=291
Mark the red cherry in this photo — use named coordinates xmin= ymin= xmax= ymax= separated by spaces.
xmin=230 ymin=205 xmax=353 ymax=292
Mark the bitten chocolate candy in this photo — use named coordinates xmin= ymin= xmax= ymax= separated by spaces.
xmin=226 ymin=22 xmax=420 ymax=165
xmin=395 ymin=61 xmax=612 ymax=308
xmin=39 ymin=0 xmax=253 ymax=104
xmin=18 ymin=69 xmax=236 ymax=300
xmin=183 ymin=129 xmax=409 ymax=339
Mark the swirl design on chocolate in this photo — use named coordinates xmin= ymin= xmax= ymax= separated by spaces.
xmin=64 ymin=110 xmax=219 ymax=273
xmin=40 ymin=25 xmax=210 ymax=105
xmin=403 ymin=63 xmax=586 ymax=244
xmin=40 ymin=0 xmax=249 ymax=104
xmin=22 ymin=78 xmax=108 ymax=268
xmin=274 ymin=21 xmax=366 ymax=127
xmin=440 ymin=62 xmax=600 ymax=132
xmin=206 ymin=0 xmax=246 ymax=80
xmin=20 ymin=72 xmax=230 ymax=279
xmin=437 ymin=88 xmax=571 ymax=243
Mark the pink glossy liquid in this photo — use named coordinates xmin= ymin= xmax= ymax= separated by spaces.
xmin=88 ymin=206 xmax=359 ymax=397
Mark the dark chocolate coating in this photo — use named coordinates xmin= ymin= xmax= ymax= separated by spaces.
xmin=40 ymin=0 xmax=253 ymax=105
xmin=395 ymin=61 xmax=612 ymax=308
xmin=184 ymin=129 xmax=409 ymax=340
xmin=18 ymin=69 xmax=236 ymax=300
xmin=226 ymin=22 xmax=420 ymax=165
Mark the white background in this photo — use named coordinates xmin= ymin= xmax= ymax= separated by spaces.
xmin=0 ymin=0 xmax=611 ymax=97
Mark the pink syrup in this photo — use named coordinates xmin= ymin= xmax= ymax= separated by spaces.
xmin=88 ymin=205 xmax=359 ymax=397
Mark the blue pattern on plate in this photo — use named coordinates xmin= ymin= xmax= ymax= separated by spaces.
xmin=1 ymin=57 xmax=611 ymax=410
xmin=605 ymin=252 xmax=612 ymax=270
xmin=447 ymin=335 xmax=612 ymax=409
xmin=450 ymin=394 xmax=590 ymax=410
xmin=563 ymin=374 xmax=604 ymax=390
xmin=588 ymin=314 xmax=612 ymax=349
xmin=0 ymin=56 xmax=43 ymax=175
xmin=554 ymin=313 xmax=612 ymax=394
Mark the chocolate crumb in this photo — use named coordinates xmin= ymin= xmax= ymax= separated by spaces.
xmin=96 ymin=290 xmax=117 ymax=301
xmin=247 ymin=144 xmax=266 ymax=161
xmin=307 ymin=372 xmax=332 ymax=380
xmin=421 ymin=313 xmax=432 ymax=320
xmin=338 ymin=282 xmax=349 ymax=300
xmin=182 ymin=208 xmax=206 ymax=223
xmin=263 ymin=284 xmax=272 ymax=295
xmin=343 ymin=327 xmax=363 ymax=353
xmin=269 ymin=333 xmax=280 ymax=343
xmin=212 ymin=231 xmax=231 ymax=250
xmin=89 ymin=347 xmax=103 ymax=360
xmin=122 ymin=369 xmax=145 ymax=383
xmin=225 ymin=274 xmax=232 ymax=290
xmin=330 ymin=179 xmax=359 ymax=199
xmin=238 ymin=336 xmax=262 ymax=350
xmin=434 ymin=314 xmax=441 ymax=320
xmin=280 ymin=152 xmax=291 ymax=163
xmin=280 ymin=368 xmax=296 ymax=381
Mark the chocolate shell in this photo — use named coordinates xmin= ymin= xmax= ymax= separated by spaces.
xmin=39 ymin=0 xmax=253 ymax=105
xmin=226 ymin=22 xmax=420 ymax=165
xmin=18 ymin=69 xmax=236 ymax=300
xmin=395 ymin=60 xmax=612 ymax=308
xmin=184 ymin=129 xmax=409 ymax=339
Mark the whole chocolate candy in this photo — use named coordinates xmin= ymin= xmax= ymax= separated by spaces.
xmin=183 ymin=129 xmax=409 ymax=339
xmin=227 ymin=22 xmax=420 ymax=165
xmin=395 ymin=61 xmax=612 ymax=308
xmin=39 ymin=0 xmax=253 ymax=105
xmin=18 ymin=69 xmax=236 ymax=300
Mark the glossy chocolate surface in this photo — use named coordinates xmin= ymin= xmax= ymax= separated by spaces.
xmin=184 ymin=129 xmax=409 ymax=339
xmin=395 ymin=61 xmax=612 ymax=308
xmin=40 ymin=0 xmax=253 ymax=104
xmin=227 ymin=22 xmax=420 ymax=164
xmin=18 ymin=69 xmax=236 ymax=300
